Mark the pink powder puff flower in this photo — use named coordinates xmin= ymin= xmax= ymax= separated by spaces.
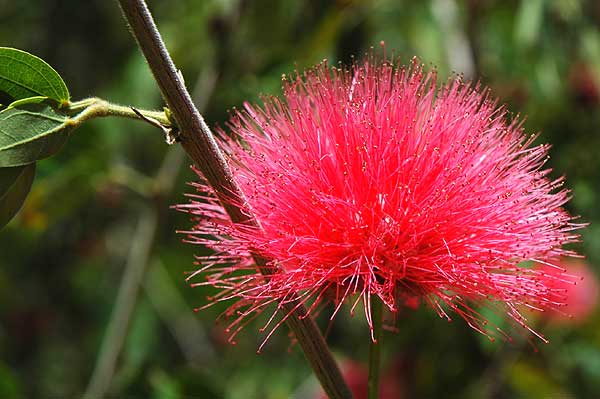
xmin=178 ymin=55 xmax=583 ymax=345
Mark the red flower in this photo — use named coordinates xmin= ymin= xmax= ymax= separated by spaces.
xmin=179 ymin=56 xmax=582 ymax=344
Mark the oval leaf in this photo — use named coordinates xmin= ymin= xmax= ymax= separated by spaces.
xmin=0 ymin=164 xmax=27 ymax=197
xmin=0 ymin=102 xmax=74 ymax=167
xmin=0 ymin=162 xmax=35 ymax=229
xmin=7 ymin=96 xmax=49 ymax=108
xmin=0 ymin=47 xmax=69 ymax=104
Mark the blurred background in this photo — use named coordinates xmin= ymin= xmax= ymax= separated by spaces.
xmin=1 ymin=0 xmax=600 ymax=398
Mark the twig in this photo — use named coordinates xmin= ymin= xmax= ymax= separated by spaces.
xmin=68 ymin=97 xmax=170 ymax=125
xmin=144 ymin=259 xmax=215 ymax=364
xmin=83 ymin=207 xmax=158 ymax=399
xmin=83 ymin=150 xmax=188 ymax=399
xmin=117 ymin=1 xmax=351 ymax=398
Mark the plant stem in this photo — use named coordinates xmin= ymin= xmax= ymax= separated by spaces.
xmin=367 ymin=296 xmax=383 ymax=399
xmin=117 ymin=1 xmax=352 ymax=398
xmin=68 ymin=97 xmax=171 ymax=126
xmin=144 ymin=259 xmax=216 ymax=365
xmin=83 ymin=207 xmax=158 ymax=399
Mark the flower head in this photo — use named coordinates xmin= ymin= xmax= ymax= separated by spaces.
xmin=179 ymin=55 xmax=582 ymax=344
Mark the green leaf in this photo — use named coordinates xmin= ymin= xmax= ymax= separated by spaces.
xmin=0 ymin=165 xmax=26 ymax=197
xmin=0 ymin=47 xmax=69 ymax=104
xmin=0 ymin=165 xmax=26 ymax=198
xmin=7 ymin=96 xmax=49 ymax=108
xmin=0 ymin=163 xmax=35 ymax=229
xmin=0 ymin=101 xmax=74 ymax=167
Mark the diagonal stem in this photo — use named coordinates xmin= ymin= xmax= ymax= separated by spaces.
xmin=83 ymin=207 xmax=157 ymax=399
xmin=367 ymin=296 xmax=383 ymax=399
xmin=116 ymin=1 xmax=352 ymax=398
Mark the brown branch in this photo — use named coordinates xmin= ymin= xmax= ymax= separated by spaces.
xmin=117 ymin=1 xmax=351 ymax=398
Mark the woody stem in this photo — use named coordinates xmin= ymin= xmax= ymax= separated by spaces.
xmin=117 ymin=1 xmax=352 ymax=398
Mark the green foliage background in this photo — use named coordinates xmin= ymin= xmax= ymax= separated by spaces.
xmin=1 ymin=0 xmax=600 ymax=398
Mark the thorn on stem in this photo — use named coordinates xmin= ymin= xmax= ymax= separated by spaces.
xmin=131 ymin=107 xmax=180 ymax=144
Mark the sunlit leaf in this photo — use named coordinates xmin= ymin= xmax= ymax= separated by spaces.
xmin=7 ymin=96 xmax=50 ymax=108
xmin=0 ymin=47 xmax=69 ymax=105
